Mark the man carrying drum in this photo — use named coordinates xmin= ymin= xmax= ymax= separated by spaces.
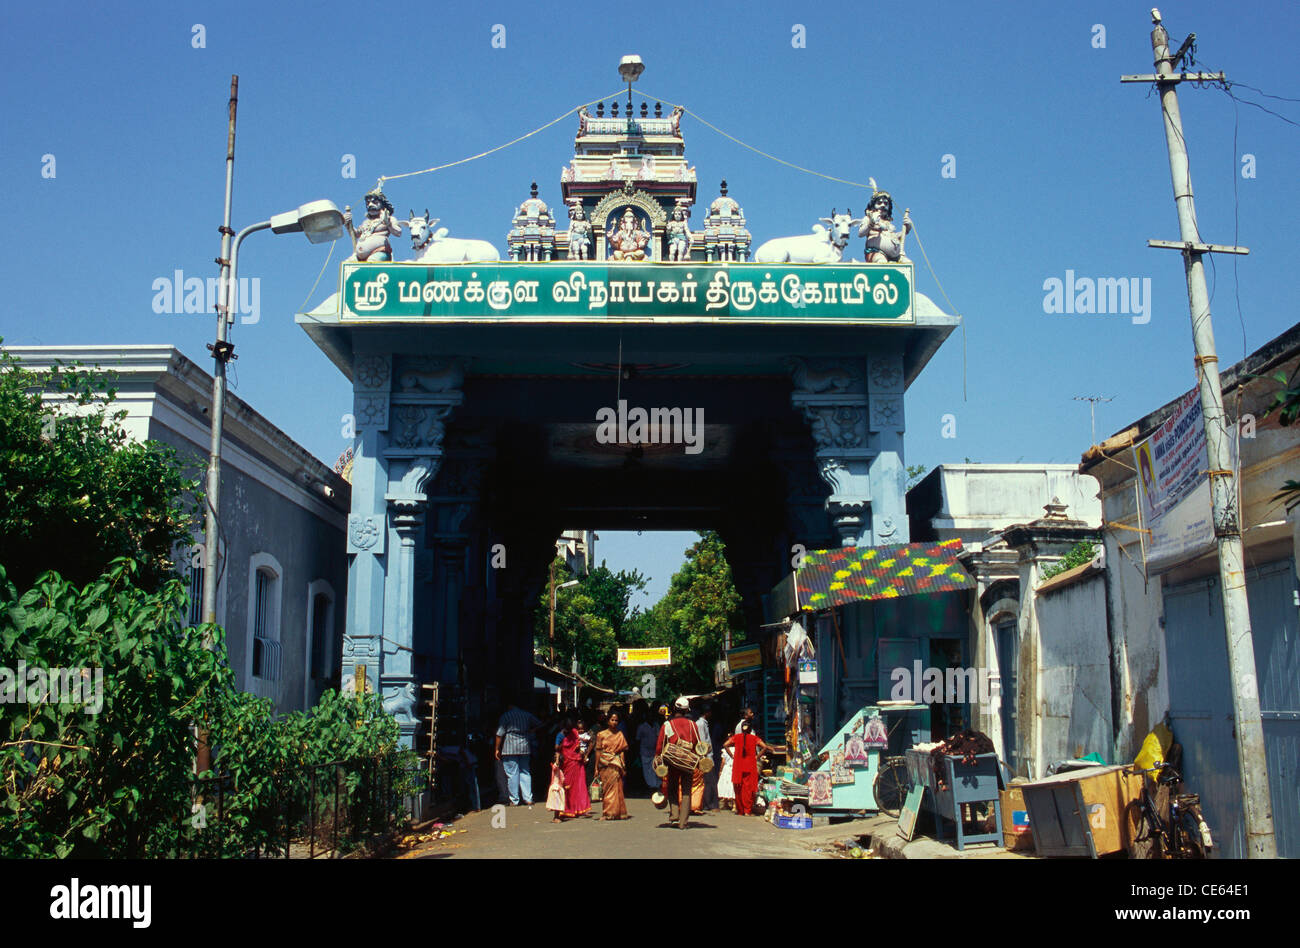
xmin=655 ymin=697 xmax=705 ymax=830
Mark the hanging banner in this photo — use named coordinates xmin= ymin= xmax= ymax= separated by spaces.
xmin=617 ymin=647 xmax=671 ymax=667
xmin=1134 ymin=389 xmax=1234 ymax=574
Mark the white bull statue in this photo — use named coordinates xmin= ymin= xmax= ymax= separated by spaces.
xmin=753 ymin=209 xmax=862 ymax=264
xmin=408 ymin=210 xmax=500 ymax=263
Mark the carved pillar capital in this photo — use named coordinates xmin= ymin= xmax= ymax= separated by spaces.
xmin=789 ymin=356 xmax=874 ymax=547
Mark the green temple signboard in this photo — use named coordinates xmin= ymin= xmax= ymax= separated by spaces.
xmin=340 ymin=261 xmax=913 ymax=324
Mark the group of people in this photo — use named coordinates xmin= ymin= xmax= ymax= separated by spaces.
xmin=491 ymin=693 xmax=781 ymax=829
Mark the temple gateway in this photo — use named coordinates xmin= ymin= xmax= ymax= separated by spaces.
xmin=298 ymin=78 xmax=959 ymax=747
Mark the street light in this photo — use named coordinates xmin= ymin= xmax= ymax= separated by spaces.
xmin=618 ymin=54 xmax=644 ymax=115
xmin=270 ymin=200 xmax=349 ymax=243
xmin=548 ymin=559 xmax=581 ymax=665
xmin=200 ymin=200 xmax=347 ymax=631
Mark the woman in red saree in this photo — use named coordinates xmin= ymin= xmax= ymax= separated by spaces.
xmin=722 ymin=721 xmax=775 ymax=816
xmin=557 ymin=716 xmax=591 ymax=818
xmin=595 ymin=710 xmax=629 ymax=820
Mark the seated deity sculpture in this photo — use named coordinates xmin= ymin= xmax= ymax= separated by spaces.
xmin=608 ymin=207 xmax=650 ymax=261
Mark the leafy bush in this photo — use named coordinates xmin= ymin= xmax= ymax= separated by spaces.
xmin=0 ymin=559 xmax=417 ymax=858
xmin=0 ymin=559 xmax=229 ymax=858
xmin=1040 ymin=541 xmax=1099 ymax=583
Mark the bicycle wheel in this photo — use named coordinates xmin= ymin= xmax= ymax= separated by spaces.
xmin=873 ymin=760 xmax=910 ymax=818
xmin=1174 ymin=809 xmax=1207 ymax=859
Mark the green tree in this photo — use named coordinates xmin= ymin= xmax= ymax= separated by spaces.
xmin=535 ymin=560 xmax=649 ymax=691
xmin=0 ymin=344 xmax=198 ymax=593
xmin=0 ymin=343 xmax=414 ymax=857
xmin=630 ymin=531 xmax=743 ymax=699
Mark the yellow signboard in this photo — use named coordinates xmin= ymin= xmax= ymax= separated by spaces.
xmin=617 ymin=647 xmax=672 ymax=667
xmin=726 ymin=644 xmax=763 ymax=675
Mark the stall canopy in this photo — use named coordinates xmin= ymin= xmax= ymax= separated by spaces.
xmin=770 ymin=539 xmax=974 ymax=616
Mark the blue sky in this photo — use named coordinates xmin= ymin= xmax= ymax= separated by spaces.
xmin=3 ymin=0 xmax=1297 ymax=602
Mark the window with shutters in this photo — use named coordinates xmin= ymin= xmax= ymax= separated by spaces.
xmin=246 ymin=553 xmax=284 ymax=687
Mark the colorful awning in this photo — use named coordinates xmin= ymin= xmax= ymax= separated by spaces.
xmin=789 ymin=539 xmax=974 ymax=612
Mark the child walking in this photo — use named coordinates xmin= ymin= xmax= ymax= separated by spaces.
xmin=546 ymin=758 xmax=567 ymax=822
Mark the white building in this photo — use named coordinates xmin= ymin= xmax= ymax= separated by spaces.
xmin=9 ymin=345 xmax=350 ymax=713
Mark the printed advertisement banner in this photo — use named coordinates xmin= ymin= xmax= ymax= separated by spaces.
xmin=616 ymin=647 xmax=671 ymax=667
xmin=1134 ymin=389 xmax=1233 ymax=574
xmin=725 ymin=644 xmax=763 ymax=675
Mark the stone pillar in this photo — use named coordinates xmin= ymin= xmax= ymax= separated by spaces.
xmin=429 ymin=458 xmax=483 ymax=686
xmin=343 ymin=354 xmax=393 ymax=699
xmin=378 ymin=357 xmax=465 ymax=747
xmin=789 ymin=357 xmax=873 ymax=547
xmin=866 ymin=351 xmax=908 ymax=545
xmin=383 ymin=458 xmax=438 ymax=748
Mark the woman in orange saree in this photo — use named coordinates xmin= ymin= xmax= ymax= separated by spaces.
xmin=595 ymin=711 xmax=629 ymax=820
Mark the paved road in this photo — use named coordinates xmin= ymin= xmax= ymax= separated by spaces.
xmin=405 ymin=797 xmax=854 ymax=859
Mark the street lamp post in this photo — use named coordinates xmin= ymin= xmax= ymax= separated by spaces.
xmin=548 ymin=561 xmax=580 ymax=666
xmin=200 ymin=200 xmax=346 ymax=637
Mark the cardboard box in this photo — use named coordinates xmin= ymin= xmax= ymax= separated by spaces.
xmin=1020 ymin=765 xmax=1144 ymax=857
xmin=1079 ymin=767 xmax=1144 ymax=855
xmin=999 ymin=787 xmax=1034 ymax=852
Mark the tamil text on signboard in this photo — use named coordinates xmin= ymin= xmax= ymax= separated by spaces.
xmin=339 ymin=262 xmax=913 ymax=324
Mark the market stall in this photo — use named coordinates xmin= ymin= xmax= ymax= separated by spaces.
xmin=759 ymin=540 xmax=986 ymax=829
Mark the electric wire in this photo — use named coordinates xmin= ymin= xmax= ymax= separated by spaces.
xmin=375 ymin=90 xmax=626 ymax=188
xmin=298 ymin=238 xmax=338 ymax=314
xmin=370 ymin=89 xmax=971 ymax=400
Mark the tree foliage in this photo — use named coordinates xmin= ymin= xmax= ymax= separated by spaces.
xmin=0 ymin=558 xmax=415 ymax=858
xmin=535 ymin=533 xmax=745 ymax=701
xmin=0 ymin=343 xmax=198 ymax=592
xmin=535 ymin=560 xmax=649 ymax=691
xmin=624 ymin=531 xmax=744 ymax=699
xmin=0 ymin=345 xmax=414 ymax=857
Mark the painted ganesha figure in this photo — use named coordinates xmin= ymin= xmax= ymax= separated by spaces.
xmin=608 ymin=207 xmax=651 ymax=261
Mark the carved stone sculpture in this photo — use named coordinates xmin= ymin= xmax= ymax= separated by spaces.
xmin=858 ymin=183 xmax=912 ymax=263
xmin=754 ymin=208 xmax=862 ymax=264
xmin=344 ymin=188 xmax=402 ymax=262
xmin=608 ymin=207 xmax=651 ymax=261
xmin=568 ymin=204 xmax=592 ymax=260
xmin=666 ymin=206 xmax=691 ymax=261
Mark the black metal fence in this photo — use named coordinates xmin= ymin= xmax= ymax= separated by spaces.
xmin=174 ymin=755 xmax=421 ymax=858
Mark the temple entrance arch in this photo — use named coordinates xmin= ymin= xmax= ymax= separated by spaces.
xmin=298 ymin=88 xmax=959 ymax=746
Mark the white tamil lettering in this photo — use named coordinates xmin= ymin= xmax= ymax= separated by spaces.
xmin=705 ymin=272 xmax=730 ymax=312
xmin=627 ymin=281 xmax=655 ymax=303
xmin=486 ymin=281 xmax=513 ymax=310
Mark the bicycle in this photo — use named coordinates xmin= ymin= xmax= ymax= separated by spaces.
xmin=872 ymin=755 xmax=911 ymax=818
xmin=1130 ymin=746 xmax=1213 ymax=859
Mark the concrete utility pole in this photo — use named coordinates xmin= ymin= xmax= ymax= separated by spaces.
xmin=1122 ymin=10 xmax=1275 ymax=857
